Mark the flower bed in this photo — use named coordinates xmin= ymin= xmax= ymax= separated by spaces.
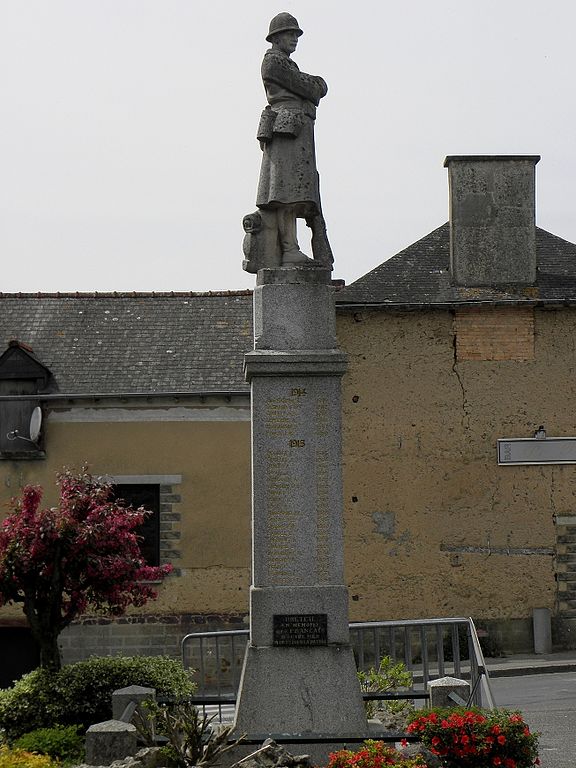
xmin=328 ymin=739 xmax=429 ymax=768
xmin=406 ymin=708 xmax=539 ymax=767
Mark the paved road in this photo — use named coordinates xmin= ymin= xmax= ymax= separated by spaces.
xmin=491 ymin=671 xmax=576 ymax=768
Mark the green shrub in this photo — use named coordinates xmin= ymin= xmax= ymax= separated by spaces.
xmin=0 ymin=656 xmax=195 ymax=741
xmin=13 ymin=725 xmax=84 ymax=765
xmin=357 ymin=655 xmax=414 ymax=723
xmin=0 ymin=746 xmax=57 ymax=768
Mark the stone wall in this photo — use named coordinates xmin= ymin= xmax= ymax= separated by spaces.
xmin=59 ymin=612 xmax=248 ymax=665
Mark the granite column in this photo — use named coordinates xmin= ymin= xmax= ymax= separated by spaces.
xmin=234 ymin=266 xmax=366 ymax=735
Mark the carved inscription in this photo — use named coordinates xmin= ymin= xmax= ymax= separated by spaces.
xmin=266 ymin=447 xmax=297 ymax=584
xmin=262 ymin=382 xmax=336 ymax=585
xmin=264 ymin=390 xmax=304 ymax=585
xmin=265 ymin=395 xmax=298 ymax=435
xmin=316 ymin=447 xmax=331 ymax=582
xmin=273 ymin=613 xmax=328 ymax=646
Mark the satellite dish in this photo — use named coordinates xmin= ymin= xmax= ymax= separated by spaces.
xmin=29 ymin=407 xmax=42 ymax=443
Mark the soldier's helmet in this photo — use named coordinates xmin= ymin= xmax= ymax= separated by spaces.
xmin=266 ymin=12 xmax=303 ymax=42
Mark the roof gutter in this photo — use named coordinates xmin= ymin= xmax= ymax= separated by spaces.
xmin=0 ymin=390 xmax=250 ymax=402
xmin=337 ymin=298 xmax=575 ymax=311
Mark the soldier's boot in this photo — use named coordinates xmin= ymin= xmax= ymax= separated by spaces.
xmin=306 ymin=212 xmax=333 ymax=268
xmin=278 ymin=207 xmax=312 ymax=265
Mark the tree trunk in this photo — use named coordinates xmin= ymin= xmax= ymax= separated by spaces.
xmin=23 ymin=597 xmax=63 ymax=672
xmin=36 ymin=627 xmax=62 ymax=672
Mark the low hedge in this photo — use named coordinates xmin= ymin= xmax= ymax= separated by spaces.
xmin=0 ymin=655 xmax=195 ymax=740
xmin=13 ymin=725 xmax=85 ymax=766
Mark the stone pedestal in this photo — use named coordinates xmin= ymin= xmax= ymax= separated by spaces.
xmin=234 ymin=267 xmax=366 ymax=735
xmin=112 ymin=685 xmax=155 ymax=721
xmin=428 ymin=677 xmax=471 ymax=709
xmin=85 ymin=720 xmax=137 ymax=766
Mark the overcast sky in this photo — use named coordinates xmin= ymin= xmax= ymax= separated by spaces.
xmin=1 ymin=0 xmax=575 ymax=293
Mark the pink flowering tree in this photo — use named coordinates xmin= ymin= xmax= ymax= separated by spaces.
xmin=0 ymin=469 xmax=172 ymax=671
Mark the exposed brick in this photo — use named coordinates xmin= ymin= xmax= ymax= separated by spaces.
xmin=558 ymin=610 xmax=576 ymax=619
xmin=455 ymin=307 xmax=534 ymax=361
xmin=160 ymin=549 xmax=182 ymax=559
xmin=556 ymin=554 xmax=576 ymax=564
xmin=557 ymin=574 xmax=576 ymax=587
xmin=158 ymin=615 xmax=180 ymax=624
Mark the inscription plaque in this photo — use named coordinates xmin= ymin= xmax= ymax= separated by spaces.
xmin=273 ymin=613 xmax=328 ymax=646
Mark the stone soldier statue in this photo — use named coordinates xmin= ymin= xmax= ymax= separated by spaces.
xmin=242 ymin=12 xmax=333 ymax=273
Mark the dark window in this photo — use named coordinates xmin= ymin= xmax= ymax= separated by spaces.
xmin=0 ymin=627 xmax=40 ymax=687
xmin=111 ymin=484 xmax=160 ymax=567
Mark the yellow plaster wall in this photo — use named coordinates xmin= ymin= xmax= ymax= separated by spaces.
xmin=337 ymin=307 xmax=569 ymax=622
xmin=0 ymin=417 xmax=252 ymax=621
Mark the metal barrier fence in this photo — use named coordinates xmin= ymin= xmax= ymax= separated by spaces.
xmin=181 ymin=616 xmax=494 ymax=710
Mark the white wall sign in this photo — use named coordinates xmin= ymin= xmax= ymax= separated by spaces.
xmin=498 ymin=438 xmax=576 ymax=465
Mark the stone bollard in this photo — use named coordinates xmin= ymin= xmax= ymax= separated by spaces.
xmin=112 ymin=685 xmax=156 ymax=722
xmin=533 ymin=608 xmax=552 ymax=654
xmin=85 ymin=719 xmax=137 ymax=765
xmin=428 ymin=676 xmax=471 ymax=708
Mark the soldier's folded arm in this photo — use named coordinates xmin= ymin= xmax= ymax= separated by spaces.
xmin=262 ymin=54 xmax=327 ymax=105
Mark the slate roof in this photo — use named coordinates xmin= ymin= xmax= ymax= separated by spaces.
xmin=336 ymin=224 xmax=576 ymax=308
xmin=0 ymin=292 xmax=253 ymax=395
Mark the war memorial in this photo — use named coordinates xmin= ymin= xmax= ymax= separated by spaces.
xmin=234 ymin=12 xmax=368 ymax=738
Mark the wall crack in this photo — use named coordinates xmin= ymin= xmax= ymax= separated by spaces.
xmin=452 ymin=358 xmax=470 ymax=431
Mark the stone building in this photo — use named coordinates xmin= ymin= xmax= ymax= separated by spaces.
xmin=336 ymin=155 xmax=576 ymax=651
xmin=0 ymin=291 xmax=253 ymax=685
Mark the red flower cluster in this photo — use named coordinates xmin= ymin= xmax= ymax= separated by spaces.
xmin=407 ymin=708 xmax=539 ymax=768
xmin=328 ymin=740 xmax=427 ymax=768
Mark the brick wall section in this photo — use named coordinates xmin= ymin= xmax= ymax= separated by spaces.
xmin=556 ymin=523 xmax=576 ymax=618
xmin=59 ymin=612 xmax=248 ymax=665
xmin=455 ymin=307 xmax=535 ymax=361
xmin=159 ymin=484 xmax=181 ymax=575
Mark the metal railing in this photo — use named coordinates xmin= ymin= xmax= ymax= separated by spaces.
xmin=181 ymin=616 xmax=494 ymax=712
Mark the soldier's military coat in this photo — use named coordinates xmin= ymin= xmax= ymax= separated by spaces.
xmin=256 ymin=48 xmax=327 ymax=215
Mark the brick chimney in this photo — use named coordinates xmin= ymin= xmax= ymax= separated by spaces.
xmin=444 ymin=155 xmax=540 ymax=286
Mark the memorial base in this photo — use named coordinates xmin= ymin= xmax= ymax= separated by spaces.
xmin=233 ymin=645 xmax=366 ymax=735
